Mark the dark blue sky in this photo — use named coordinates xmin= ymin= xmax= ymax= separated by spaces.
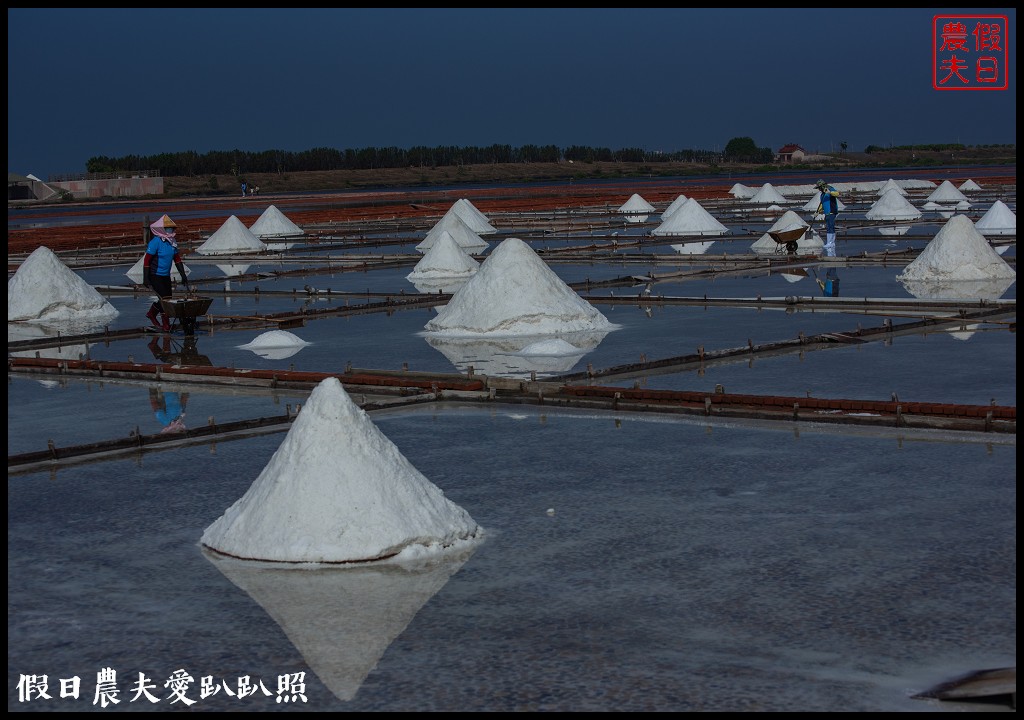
xmin=7 ymin=8 xmax=1017 ymax=179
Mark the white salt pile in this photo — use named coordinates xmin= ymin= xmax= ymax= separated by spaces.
xmin=877 ymin=178 xmax=909 ymax=197
xmin=238 ymin=330 xmax=311 ymax=360
xmin=423 ymin=237 xmax=614 ymax=336
xmin=651 ymin=199 xmax=730 ymax=237
xmin=866 ymin=188 xmax=922 ymax=221
xmin=202 ymin=377 xmax=483 ymax=563
xmin=448 ymin=199 xmax=497 ymax=235
xmin=248 ymin=205 xmax=304 ymax=238
xmin=416 ymin=212 xmax=488 ymax=254
xmin=747 ymin=183 xmax=788 ymax=204
xmin=897 ymin=214 xmax=1016 ymax=282
xmin=729 ymin=183 xmax=756 ymax=199
xmin=407 ymin=231 xmax=480 ymax=280
xmin=8 ymin=246 xmax=119 ymax=324
xmin=618 ymin=193 xmax=655 ymax=214
xmin=974 ymin=200 xmax=1016 ymax=236
xmin=661 ymin=194 xmax=689 ymax=219
xmin=196 ymin=215 xmax=267 ymax=255
xmin=926 ymin=180 xmax=969 ymax=204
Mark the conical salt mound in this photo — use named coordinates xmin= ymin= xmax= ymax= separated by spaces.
xmin=238 ymin=330 xmax=311 ymax=361
xmin=424 ymin=237 xmax=613 ymax=336
xmin=866 ymin=188 xmax=922 ymax=220
xmin=196 ymin=215 xmax=267 ymax=255
xmin=126 ymin=256 xmax=190 ymax=284
xmin=201 ymin=377 xmax=483 ymax=563
xmin=651 ymin=199 xmax=729 ymax=236
xmin=801 ymin=191 xmax=846 ymax=212
xmin=729 ymin=183 xmax=756 ymax=199
xmin=974 ymin=200 xmax=1016 ymax=236
xmin=897 ymin=214 xmax=1016 ymax=282
xmin=747 ymin=183 xmax=788 ymax=204
xmin=618 ymin=193 xmax=655 ymax=214
xmin=407 ymin=231 xmax=480 ymax=280
xmin=877 ymin=179 xmax=908 ymax=197
xmin=450 ymin=199 xmax=497 ymax=235
xmin=416 ymin=212 xmax=488 ymax=254
xmin=9 ymin=246 xmax=119 ymax=323
xmin=926 ymin=180 xmax=969 ymax=204
xmin=959 ymin=179 xmax=982 ymax=192
xmin=768 ymin=210 xmax=808 ymax=233
xmin=661 ymin=194 xmax=689 ymax=219
xmin=249 ymin=205 xmax=304 ymax=238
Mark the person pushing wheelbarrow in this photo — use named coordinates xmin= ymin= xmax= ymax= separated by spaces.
xmin=142 ymin=214 xmax=190 ymax=331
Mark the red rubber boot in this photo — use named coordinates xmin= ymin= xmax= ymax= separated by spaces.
xmin=146 ymin=307 xmax=161 ymax=330
xmin=161 ymin=312 xmax=171 ymax=332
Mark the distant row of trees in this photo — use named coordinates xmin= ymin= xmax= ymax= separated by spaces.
xmin=85 ymin=144 xmax=731 ymax=177
xmin=85 ymin=138 xmax=1009 ymax=177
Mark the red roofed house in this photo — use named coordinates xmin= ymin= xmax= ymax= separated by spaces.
xmin=777 ymin=144 xmax=807 ymax=163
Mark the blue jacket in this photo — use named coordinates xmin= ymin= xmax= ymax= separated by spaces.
xmin=818 ymin=186 xmax=840 ymax=215
xmin=145 ymin=237 xmax=182 ymax=277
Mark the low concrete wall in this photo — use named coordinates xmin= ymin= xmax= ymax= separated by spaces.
xmin=50 ymin=176 xmax=164 ymax=199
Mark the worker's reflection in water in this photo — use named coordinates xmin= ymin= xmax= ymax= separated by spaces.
xmin=148 ymin=335 xmax=211 ymax=366
xmin=817 ymin=268 xmax=840 ymax=297
xmin=149 ymin=387 xmax=188 ymax=434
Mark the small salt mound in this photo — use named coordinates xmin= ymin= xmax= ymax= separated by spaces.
xmin=249 ymin=205 xmax=304 ymax=238
xmin=238 ymin=330 xmax=311 ymax=360
xmin=866 ymin=188 xmax=922 ymax=221
xmin=202 ymin=377 xmax=483 ymax=563
xmin=239 ymin=330 xmax=310 ymax=350
xmin=8 ymin=246 xmax=119 ymax=324
xmin=618 ymin=193 xmax=655 ymax=214
xmin=974 ymin=200 xmax=1016 ymax=236
xmin=424 ymin=237 xmax=614 ymax=337
xmin=196 ymin=215 xmax=267 ymax=255
xmin=407 ymin=231 xmax=480 ymax=280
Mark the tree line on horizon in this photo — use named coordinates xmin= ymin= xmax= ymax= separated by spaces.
xmin=84 ymin=138 xmax=1006 ymax=178
xmin=85 ymin=142 xmax=748 ymax=178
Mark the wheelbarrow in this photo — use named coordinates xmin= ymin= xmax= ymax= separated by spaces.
xmin=767 ymin=225 xmax=807 ymax=255
xmin=160 ymin=294 xmax=213 ymax=336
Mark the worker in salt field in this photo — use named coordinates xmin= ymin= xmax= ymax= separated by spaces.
xmin=815 ymin=179 xmax=841 ymax=256
xmin=142 ymin=214 xmax=190 ymax=331
xmin=149 ymin=387 xmax=188 ymax=434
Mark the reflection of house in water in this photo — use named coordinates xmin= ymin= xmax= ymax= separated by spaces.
xmin=203 ymin=547 xmax=475 ymax=702
xmin=425 ymin=330 xmax=609 ymax=378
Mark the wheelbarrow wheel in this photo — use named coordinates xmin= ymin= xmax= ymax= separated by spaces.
xmin=786 ymin=240 xmax=798 ymax=254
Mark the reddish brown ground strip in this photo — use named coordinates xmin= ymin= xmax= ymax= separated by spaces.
xmin=8 ymin=176 xmax=1015 ymax=257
